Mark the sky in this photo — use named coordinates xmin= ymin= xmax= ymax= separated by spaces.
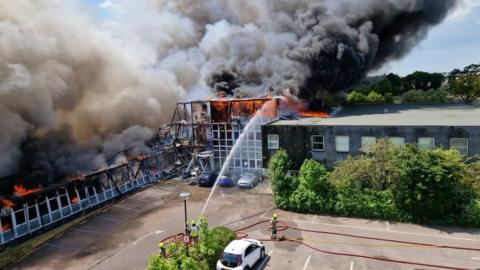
xmin=387 ymin=0 xmax=480 ymax=76
xmin=87 ymin=0 xmax=480 ymax=76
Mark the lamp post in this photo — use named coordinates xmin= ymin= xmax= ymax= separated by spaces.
xmin=179 ymin=192 xmax=191 ymax=257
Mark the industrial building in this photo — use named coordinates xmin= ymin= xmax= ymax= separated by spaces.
xmin=262 ymin=105 xmax=480 ymax=169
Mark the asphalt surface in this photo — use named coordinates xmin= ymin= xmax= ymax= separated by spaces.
xmin=6 ymin=180 xmax=480 ymax=270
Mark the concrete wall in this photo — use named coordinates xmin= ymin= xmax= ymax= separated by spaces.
xmin=262 ymin=124 xmax=480 ymax=169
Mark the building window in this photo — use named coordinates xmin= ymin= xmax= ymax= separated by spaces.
xmin=311 ymin=135 xmax=325 ymax=151
xmin=267 ymin=134 xmax=279 ymax=150
xmin=388 ymin=137 xmax=405 ymax=146
xmin=360 ymin=136 xmax=376 ymax=153
xmin=418 ymin=137 xmax=435 ymax=149
xmin=450 ymin=138 xmax=468 ymax=155
xmin=335 ymin=136 xmax=350 ymax=153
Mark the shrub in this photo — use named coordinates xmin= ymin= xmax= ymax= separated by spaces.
xmin=391 ymin=146 xmax=472 ymax=221
xmin=366 ymin=91 xmax=386 ymax=104
xmin=401 ymin=89 xmax=450 ymax=104
xmin=401 ymin=89 xmax=427 ymax=103
xmin=268 ymin=149 xmax=298 ymax=208
xmin=346 ymin=91 xmax=367 ymax=105
xmin=147 ymin=220 xmax=236 ymax=270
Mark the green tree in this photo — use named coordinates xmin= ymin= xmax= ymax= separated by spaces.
xmin=448 ymin=74 xmax=480 ymax=103
xmin=386 ymin=73 xmax=404 ymax=95
xmin=404 ymin=71 xmax=445 ymax=90
xmin=391 ymin=145 xmax=472 ymax=221
xmin=346 ymin=91 xmax=367 ymax=105
xmin=365 ymin=91 xmax=386 ymax=104
xmin=268 ymin=149 xmax=298 ymax=207
xmin=372 ymin=79 xmax=393 ymax=95
xmin=290 ymin=159 xmax=332 ymax=213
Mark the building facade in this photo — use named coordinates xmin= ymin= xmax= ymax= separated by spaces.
xmin=262 ymin=105 xmax=480 ymax=169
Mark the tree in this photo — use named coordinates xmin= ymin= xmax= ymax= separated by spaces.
xmin=147 ymin=219 xmax=236 ymax=270
xmin=372 ymin=79 xmax=393 ymax=95
xmin=448 ymin=74 xmax=480 ymax=103
xmin=346 ymin=91 xmax=367 ymax=105
xmin=365 ymin=91 xmax=386 ymax=104
xmin=268 ymin=149 xmax=298 ymax=207
xmin=391 ymin=145 xmax=472 ymax=221
xmin=386 ymin=73 xmax=404 ymax=95
xmin=404 ymin=71 xmax=445 ymax=90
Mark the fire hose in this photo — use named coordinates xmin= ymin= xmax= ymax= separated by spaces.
xmin=160 ymin=219 xmax=478 ymax=270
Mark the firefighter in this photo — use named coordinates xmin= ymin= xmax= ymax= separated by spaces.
xmin=270 ymin=213 xmax=278 ymax=240
xmin=159 ymin=242 xmax=166 ymax=257
xmin=190 ymin=219 xmax=199 ymax=244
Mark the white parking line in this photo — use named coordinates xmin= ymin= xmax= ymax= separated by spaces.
xmin=386 ymin=221 xmax=390 ymax=231
xmin=132 ymin=230 xmax=164 ymax=245
xmin=95 ymin=215 xmax=122 ymax=222
xmin=72 ymin=228 xmax=100 ymax=234
xmin=302 ymin=255 xmax=311 ymax=270
xmin=472 ymin=257 xmax=480 ymax=261
xmin=268 ymin=249 xmax=274 ymax=256
xmin=112 ymin=204 xmax=140 ymax=212
xmin=349 ymin=261 xmax=355 ymax=270
xmin=311 ymin=216 xmax=317 ymax=223
xmin=281 ymin=217 xmax=480 ymax=242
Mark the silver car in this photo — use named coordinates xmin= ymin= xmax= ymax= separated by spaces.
xmin=237 ymin=172 xmax=260 ymax=189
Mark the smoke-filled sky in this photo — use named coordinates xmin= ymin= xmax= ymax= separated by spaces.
xmin=0 ymin=0 xmax=462 ymax=183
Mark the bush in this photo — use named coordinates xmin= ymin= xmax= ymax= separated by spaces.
xmin=346 ymin=91 xmax=367 ymax=105
xmin=147 ymin=219 xmax=236 ymax=270
xmin=268 ymin=149 xmax=298 ymax=208
xmin=270 ymin=142 xmax=480 ymax=227
xmin=401 ymin=89 xmax=450 ymax=104
xmin=391 ymin=146 xmax=472 ymax=221
xmin=366 ymin=91 xmax=386 ymax=104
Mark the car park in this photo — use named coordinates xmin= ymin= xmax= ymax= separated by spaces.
xmin=216 ymin=239 xmax=265 ymax=270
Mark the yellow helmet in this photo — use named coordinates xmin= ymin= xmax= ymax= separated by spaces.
xmin=159 ymin=242 xmax=164 ymax=248
xmin=273 ymin=213 xmax=277 ymax=219
xmin=191 ymin=220 xmax=196 ymax=225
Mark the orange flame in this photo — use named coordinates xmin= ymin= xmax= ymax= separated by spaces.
xmin=277 ymin=96 xmax=330 ymax=118
xmin=1 ymin=199 xmax=15 ymax=209
xmin=71 ymin=196 xmax=79 ymax=204
xmin=13 ymin=184 xmax=42 ymax=197
xmin=2 ymin=223 xmax=10 ymax=232
xmin=67 ymin=175 xmax=85 ymax=182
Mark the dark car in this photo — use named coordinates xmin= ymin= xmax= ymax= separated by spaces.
xmin=198 ymin=171 xmax=219 ymax=187
xmin=218 ymin=172 xmax=238 ymax=188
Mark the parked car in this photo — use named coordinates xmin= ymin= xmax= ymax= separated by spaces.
xmin=218 ymin=172 xmax=238 ymax=187
xmin=198 ymin=170 xmax=219 ymax=187
xmin=237 ymin=172 xmax=260 ymax=189
xmin=216 ymin=239 xmax=265 ymax=270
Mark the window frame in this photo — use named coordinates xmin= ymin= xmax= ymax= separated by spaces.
xmin=267 ymin=134 xmax=279 ymax=150
xmin=360 ymin=136 xmax=376 ymax=153
xmin=450 ymin=138 xmax=468 ymax=156
xmin=388 ymin=137 xmax=405 ymax=146
xmin=418 ymin=137 xmax=435 ymax=149
xmin=311 ymin=135 xmax=325 ymax=152
xmin=335 ymin=135 xmax=350 ymax=153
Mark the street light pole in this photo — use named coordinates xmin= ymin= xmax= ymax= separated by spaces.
xmin=179 ymin=192 xmax=191 ymax=257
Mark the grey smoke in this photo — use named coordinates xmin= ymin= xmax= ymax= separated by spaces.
xmin=0 ymin=0 xmax=458 ymax=180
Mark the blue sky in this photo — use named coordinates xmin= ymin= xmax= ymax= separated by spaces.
xmin=88 ymin=0 xmax=480 ymax=76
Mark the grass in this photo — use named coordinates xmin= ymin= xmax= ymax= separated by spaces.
xmin=0 ymin=205 xmax=110 ymax=269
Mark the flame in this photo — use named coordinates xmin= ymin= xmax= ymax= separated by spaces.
xmin=1 ymin=199 xmax=15 ymax=209
xmin=71 ymin=196 xmax=79 ymax=204
xmin=2 ymin=223 xmax=10 ymax=232
xmin=67 ymin=175 xmax=85 ymax=182
xmin=13 ymin=184 xmax=42 ymax=197
xmin=277 ymin=96 xmax=329 ymax=118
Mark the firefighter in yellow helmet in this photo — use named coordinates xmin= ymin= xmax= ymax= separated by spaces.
xmin=270 ymin=213 xmax=278 ymax=240
xmin=158 ymin=242 xmax=166 ymax=257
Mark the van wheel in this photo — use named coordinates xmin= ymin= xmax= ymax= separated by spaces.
xmin=260 ymin=247 xmax=265 ymax=259
xmin=244 ymin=267 xmax=250 ymax=270
xmin=250 ymin=183 xmax=253 ymax=189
